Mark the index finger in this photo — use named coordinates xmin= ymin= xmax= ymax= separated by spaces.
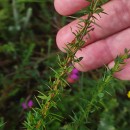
xmin=54 ymin=0 xmax=90 ymax=16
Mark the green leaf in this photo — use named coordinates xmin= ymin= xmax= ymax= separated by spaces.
xmin=73 ymin=57 xmax=83 ymax=63
xmin=95 ymin=8 xmax=104 ymax=14
xmin=98 ymin=93 xmax=104 ymax=98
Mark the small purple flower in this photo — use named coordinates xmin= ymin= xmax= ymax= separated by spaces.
xmin=22 ymin=102 xmax=28 ymax=110
xmin=72 ymin=68 xmax=79 ymax=75
xmin=67 ymin=67 xmax=80 ymax=83
xmin=21 ymin=99 xmax=34 ymax=110
xmin=70 ymin=73 xmax=79 ymax=80
xmin=28 ymin=100 xmax=33 ymax=108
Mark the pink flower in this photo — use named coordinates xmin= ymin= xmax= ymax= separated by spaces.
xmin=67 ymin=68 xmax=79 ymax=84
xmin=21 ymin=100 xmax=34 ymax=110
xmin=22 ymin=102 xmax=28 ymax=110
xmin=72 ymin=68 xmax=79 ymax=74
xmin=28 ymin=100 xmax=33 ymax=108
xmin=70 ymin=74 xmax=79 ymax=80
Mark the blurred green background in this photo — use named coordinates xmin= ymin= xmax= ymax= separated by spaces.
xmin=0 ymin=0 xmax=64 ymax=129
xmin=0 ymin=0 xmax=130 ymax=130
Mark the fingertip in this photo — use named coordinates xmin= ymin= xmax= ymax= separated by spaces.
xmin=73 ymin=63 xmax=87 ymax=72
xmin=73 ymin=39 xmax=113 ymax=72
xmin=113 ymin=72 xmax=130 ymax=81
xmin=56 ymin=29 xmax=65 ymax=52
xmin=73 ymin=49 xmax=93 ymax=72
xmin=108 ymin=60 xmax=130 ymax=80
xmin=56 ymin=27 xmax=71 ymax=52
xmin=54 ymin=0 xmax=68 ymax=16
xmin=54 ymin=0 xmax=89 ymax=16
xmin=56 ymin=23 xmax=76 ymax=52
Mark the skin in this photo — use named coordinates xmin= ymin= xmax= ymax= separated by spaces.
xmin=54 ymin=0 xmax=130 ymax=80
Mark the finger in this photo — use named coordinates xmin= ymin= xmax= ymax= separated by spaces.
xmin=108 ymin=59 xmax=130 ymax=80
xmin=56 ymin=0 xmax=130 ymax=52
xmin=73 ymin=28 xmax=130 ymax=71
xmin=54 ymin=0 xmax=89 ymax=16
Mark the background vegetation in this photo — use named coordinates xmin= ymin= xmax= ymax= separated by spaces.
xmin=0 ymin=0 xmax=130 ymax=130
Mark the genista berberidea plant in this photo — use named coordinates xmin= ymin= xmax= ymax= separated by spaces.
xmin=24 ymin=0 xmax=130 ymax=130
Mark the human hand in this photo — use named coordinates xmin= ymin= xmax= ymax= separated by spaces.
xmin=54 ymin=0 xmax=130 ymax=80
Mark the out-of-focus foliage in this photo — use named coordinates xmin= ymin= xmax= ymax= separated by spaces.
xmin=0 ymin=0 xmax=65 ymax=129
xmin=0 ymin=0 xmax=130 ymax=130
